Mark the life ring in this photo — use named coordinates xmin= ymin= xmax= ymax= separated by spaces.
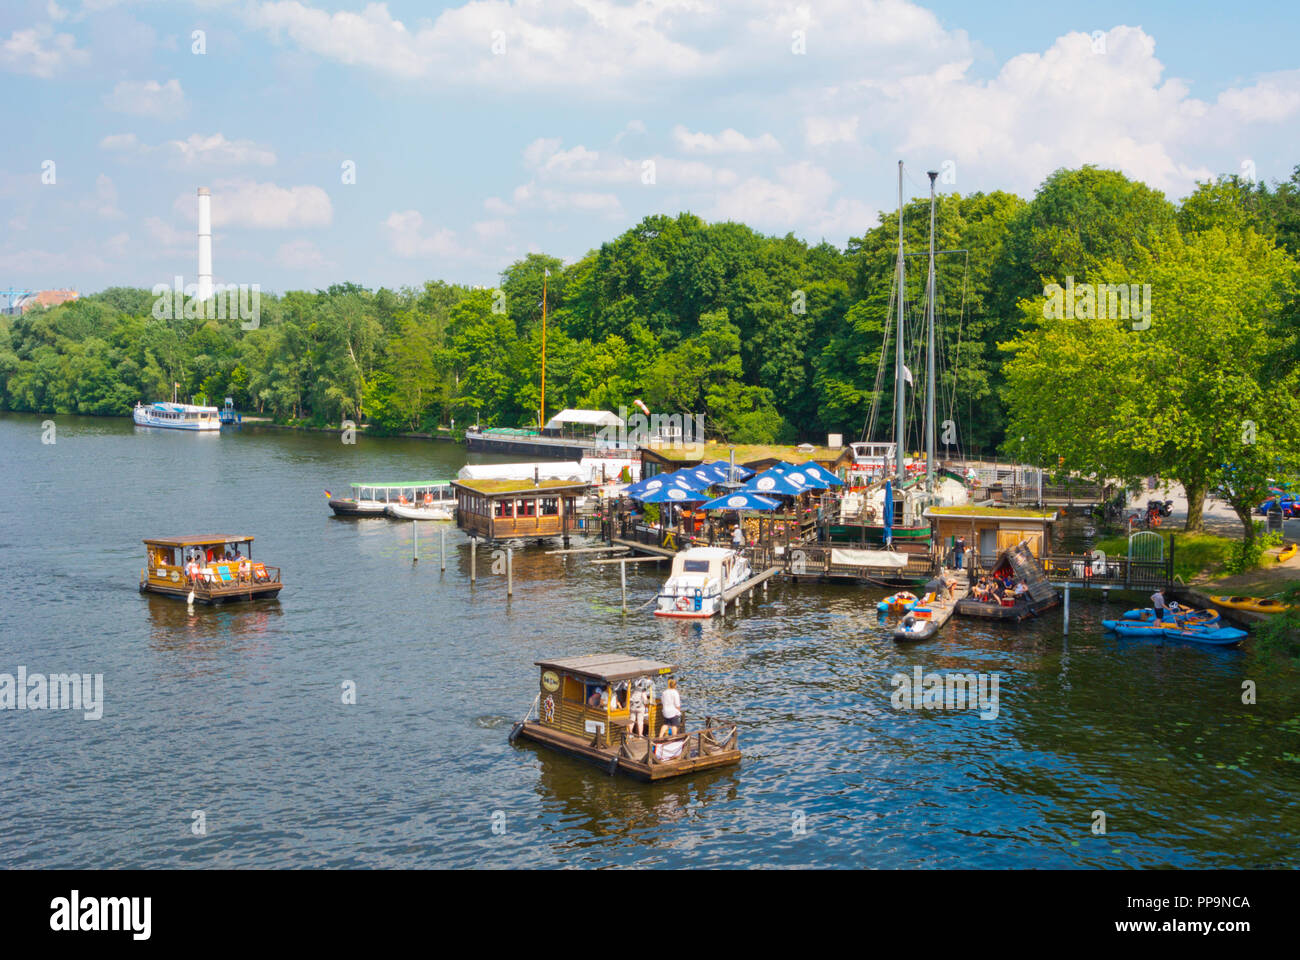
xmin=424 ymin=493 xmax=433 ymax=505
xmin=676 ymin=596 xmax=691 ymax=611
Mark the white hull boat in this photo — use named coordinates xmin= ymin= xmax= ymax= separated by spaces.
xmin=386 ymin=501 xmax=454 ymax=521
xmin=654 ymin=547 xmax=751 ymax=619
xmin=133 ymin=401 xmax=220 ymax=431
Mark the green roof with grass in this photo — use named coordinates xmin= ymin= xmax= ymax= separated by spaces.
xmin=926 ymin=505 xmax=1056 ymax=520
xmin=644 ymin=442 xmax=849 ymax=465
xmin=451 ymin=477 xmax=589 ymax=496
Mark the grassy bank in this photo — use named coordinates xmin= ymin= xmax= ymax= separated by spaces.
xmin=1094 ymin=531 xmax=1239 ymax=583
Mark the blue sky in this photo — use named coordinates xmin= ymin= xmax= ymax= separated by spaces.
xmin=3 ymin=0 xmax=1299 ymax=295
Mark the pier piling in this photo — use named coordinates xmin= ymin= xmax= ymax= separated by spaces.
xmin=507 ymin=547 xmax=513 ymax=598
xmin=470 ymin=538 xmax=477 ymax=585
xmin=440 ymin=529 xmax=446 ymax=572
xmin=1063 ymin=584 xmax=1070 ymax=634
xmin=620 ymin=559 xmax=627 ymax=614
xmin=412 ymin=521 xmax=419 ymax=562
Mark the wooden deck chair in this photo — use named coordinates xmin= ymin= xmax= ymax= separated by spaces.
xmin=252 ymin=562 xmax=269 ymax=581
xmin=216 ymin=565 xmax=234 ymax=584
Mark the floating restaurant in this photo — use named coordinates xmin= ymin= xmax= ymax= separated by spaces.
xmin=450 ymin=476 xmax=589 ymax=545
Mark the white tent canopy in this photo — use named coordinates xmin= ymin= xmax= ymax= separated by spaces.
xmin=543 ymin=409 xmax=624 ymax=430
xmin=458 ymin=461 xmax=587 ymax=482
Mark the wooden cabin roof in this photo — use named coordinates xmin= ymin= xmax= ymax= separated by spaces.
xmin=143 ymin=535 xmax=253 ymax=547
xmin=535 ymin=654 xmax=675 ymax=683
xmin=451 ymin=478 xmax=589 ymax=497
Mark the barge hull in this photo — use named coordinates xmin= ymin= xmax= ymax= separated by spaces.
xmin=515 ymin=722 xmax=740 ymax=781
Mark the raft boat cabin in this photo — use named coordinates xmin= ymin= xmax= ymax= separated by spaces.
xmin=450 ymin=476 xmax=588 ymax=544
xmin=509 ymin=654 xmax=741 ymax=781
xmin=139 ymin=535 xmax=282 ymax=603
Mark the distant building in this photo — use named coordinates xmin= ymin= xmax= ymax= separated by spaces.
xmin=8 ymin=289 xmax=80 ymax=314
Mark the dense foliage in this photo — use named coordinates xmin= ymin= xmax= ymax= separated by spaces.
xmin=3 ymin=165 xmax=1299 ymax=467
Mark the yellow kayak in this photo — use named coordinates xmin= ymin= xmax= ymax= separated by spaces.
xmin=1209 ymin=595 xmax=1290 ymax=614
xmin=1278 ymin=543 xmax=1298 ymax=563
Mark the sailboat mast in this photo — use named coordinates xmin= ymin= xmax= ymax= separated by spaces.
xmin=540 ymin=269 xmax=548 ymax=428
xmin=894 ymin=161 xmax=906 ymax=486
xmin=925 ymin=170 xmax=938 ymax=495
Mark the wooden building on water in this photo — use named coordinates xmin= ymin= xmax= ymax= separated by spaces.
xmin=509 ymin=654 xmax=741 ymax=781
xmin=925 ymin=505 xmax=1056 ymax=566
xmin=450 ymin=477 xmax=588 ymax=544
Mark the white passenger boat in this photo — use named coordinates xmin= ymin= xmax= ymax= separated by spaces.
xmin=654 ymin=547 xmax=752 ymax=619
xmin=386 ymin=484 xmax=456 ymax=521
xmin=328 ymin=481 xmax=455 ymax=519
xmin=133 ymin=401 xmax=220 ymax=431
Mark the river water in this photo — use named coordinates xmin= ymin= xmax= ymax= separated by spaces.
xmin=1 ymin=412 xmax=1296 ymax=869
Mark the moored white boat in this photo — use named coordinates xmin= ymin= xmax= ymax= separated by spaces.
xmin=386 ymin=500 xmax=454 ymax=521
xmin=654 ymin=547 xmax=751 ymax=618
xmin=133 ymin=401 xmax=220 ymax=431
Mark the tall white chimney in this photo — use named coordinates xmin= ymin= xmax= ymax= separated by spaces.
xmin=197 ymin=187 xmax=212 ymax=302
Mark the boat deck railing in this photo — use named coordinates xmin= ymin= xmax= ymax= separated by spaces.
xmin=189 ymin=565 xmax=282 ymax=592
xmin=619 ymin=717 xmax=739 ymax=766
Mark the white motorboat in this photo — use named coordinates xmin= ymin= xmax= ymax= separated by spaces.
xmin=386 ymin=499 xmax=455 ymax=521
xmin=654 ymin=547 xmax=751 ymax=619
xmin=328 ymin=481 xmax=454 ymax=519
xmin=133 ymin=401 xmax=220 ymax=431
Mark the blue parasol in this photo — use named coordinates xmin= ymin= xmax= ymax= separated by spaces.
xmin=883 ymin=479 xmax=893 ymax=546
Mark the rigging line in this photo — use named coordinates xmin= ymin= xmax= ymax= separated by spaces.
xmin=863 ymin=280 xmax=898 ymax=442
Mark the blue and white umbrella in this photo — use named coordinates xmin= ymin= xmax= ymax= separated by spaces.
xmin=676 ymin=465 xmax=720 ymax=489
xmin=637 ymin=484 xmax=708 ymax=504
xmin=698 ymin=491 xmax=782 ymax=512
xmin=795 ymin=462 xmax=843 ymax=487
xmin=624 ymin=474 xmax=697 ymax=500
xmin=744 ymin=468 xmax=813 ymax=497
xmin=705 ymin=460 xmax=754 ymax=482
xmin=883 ymin=479 xmax=894 ymax=546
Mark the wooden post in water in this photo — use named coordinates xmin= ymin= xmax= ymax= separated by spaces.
xmin=1063 ymin=583 xmax=1070 ymax=634
xmin=507 ymin=547 xmax=513 ymax=598
xmin=470 ymin=537 xmax=477 ymax=584
xmin=412 ymin=521 xmax=419 ymax=562
xmin=620 ymin=559 xmax=627 ymax=614
xmin=440 ymin=528 xmax=446 ymax=572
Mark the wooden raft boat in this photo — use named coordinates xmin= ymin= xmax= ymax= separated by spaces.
xmin=509 ymin=654 xmax=741 ymax=781
xmin=139 ymin=535 xmax=283 ymax=603
xmin=954 ymin=542 xmax=1060 ymax=623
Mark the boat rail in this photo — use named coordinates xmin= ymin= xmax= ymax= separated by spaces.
xmin=747 ymin=542 xmax=937 ymax=580
xmin=188 ymin=564 xmax=282 ymax=591
xmin=619 ymin=718 xmax=740 ymax=765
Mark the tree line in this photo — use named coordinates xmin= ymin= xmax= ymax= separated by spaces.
xmin=3 ymin=163 xmax=1299 ymax=529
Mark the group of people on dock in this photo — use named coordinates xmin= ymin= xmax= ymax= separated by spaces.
xmin=971 ymin=571 xmax=1027 ymax=604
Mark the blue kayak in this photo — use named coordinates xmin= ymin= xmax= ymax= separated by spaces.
xmin=1119 ymin=607 xmax=1220 ymax=625
xmin=1107 ymin=620 xmax=1246 ymax=646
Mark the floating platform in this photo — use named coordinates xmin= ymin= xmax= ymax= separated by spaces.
xmin=513 ymin=721 xmax=741 ymax=781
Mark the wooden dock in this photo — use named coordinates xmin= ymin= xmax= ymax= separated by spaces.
xmin=719 ymin=566 xmax=782 ymax=612
xmin=611 ymin=537 xmax=677 ymax=559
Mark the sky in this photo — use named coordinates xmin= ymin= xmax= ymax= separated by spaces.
xmin=3 ymin=0 xmax=1299 ymax=295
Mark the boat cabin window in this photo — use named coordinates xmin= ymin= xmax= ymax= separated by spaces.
xmin=562 ymin=675 xmax=585 ymax=704
xmin=682 ymin=559 xmax=711 ymax=573
xmin=154 ymin=547 xmax=175 ymax=566
xmin=493 ymin=500 xmax=510 ymax=518
xmin=539 ymin=498 xmax=558 ymax=516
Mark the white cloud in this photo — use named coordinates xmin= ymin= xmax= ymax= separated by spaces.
xmin=173 ymin=180 xmax=333 ymax=229
xmin=712 ymin=162 xmax=873 ymax=240
xmin=473 ymin=219 xmax=509 ymax=239
xmin=1217 ymin=70 xmax=1300 ymax=125
xmin=103 ymin=78 xmax=185 ymax=117
xmin=102 ymin=132 xmax=277 ymax=167
xmin=384 ymin=210 xmax=461 ymax=257
xmin=0 ymin=25 xmax=88 ymax=78
xmin=104 ymin=232 xmax=130 ymax=258
xmin=804 ymin=115 xmax=859 ymax=147
xmin=672 ymin=125 xmax=780 ymax=154
xmin=483 ymin=196 xmax=514 ymax=215
xmin=93 ymin=173 xmax=124 ymax=219
xmin=276 ymin=238 xmax=332 ymax=269
xmin=145 ymin=215 xmax=190 ymax=251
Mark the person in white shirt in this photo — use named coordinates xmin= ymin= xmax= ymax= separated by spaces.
xmin=658 ymin=678 xmax=682 ymax=736
xmin=628 ymin=678 xmax=650 ymax=737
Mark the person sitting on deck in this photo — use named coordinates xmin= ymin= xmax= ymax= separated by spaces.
xmin=1013 ymin=581 xmax=1028 ymax=599
xmin=186 ymin=558 xmax=201 ymax=584
xmin=237 ymin=556 xmax=251 ymax=582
